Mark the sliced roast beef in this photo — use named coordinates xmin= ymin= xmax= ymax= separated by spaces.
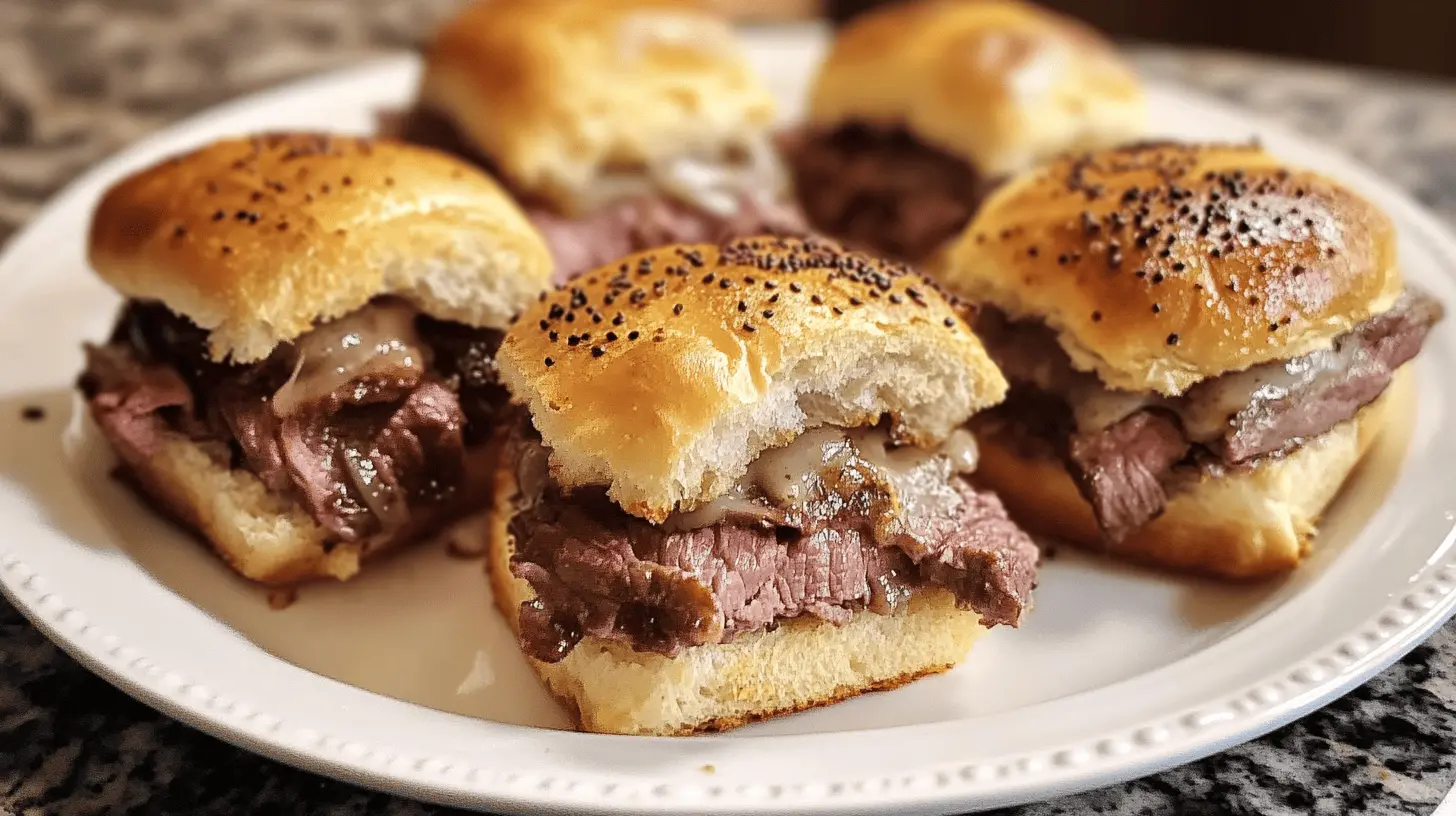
xmin=976 ymin=289 xmax=1443 ymax=542
xmin=1067 ymin=411 xmax=1189 ymax=542
xmin=1213 ymin=290 xmax=1444 ymax=462
xmin=784 ymin=124 xmax=997 ymax=262
xmin=506 ymin=424 xmax=1038 ymax=663
xmin=80 ymin=299 xmax=501 ymax=545
xmin=397 ymin=106 xmax=809 ymax=284
xmin=528 ymin=193 xmax=809 ymax=285
xmin=79 ymin=344 xmax=198 ymax=463
xmin=217 ymin=380 xmax=291 ymax=492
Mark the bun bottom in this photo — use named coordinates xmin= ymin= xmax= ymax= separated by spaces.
xmin=487 ymin=459 xmax=987 ymax=736
xmin=108 ymin=422 xmax=493 ymax=585
xmin=970 ymin=382 xmax=1397 ymax=579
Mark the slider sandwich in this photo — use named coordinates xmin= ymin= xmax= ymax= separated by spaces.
xmin=786 ymin=0 xmax=1145 ymax=266
xmin=78 ymin=133 xmax=553 ymax=584
xmin=402 ymin=0 xmax=807 ymax=284
xmin=942 ymin=142 xmax=1443 ymax=578
xmin=488 ymin=236 xmax=1039 ymax=735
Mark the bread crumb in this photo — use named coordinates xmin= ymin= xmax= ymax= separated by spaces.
xmin=700 ymin=764 xmax=716 ymax=775
xmin=267 ymin=588 xmax=298 ymax=610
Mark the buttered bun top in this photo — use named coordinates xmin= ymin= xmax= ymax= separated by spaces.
xmin=88 ymin=133 xmax=553 ymax=364
xmin=943 ymin=142 xmax=1403 ymax=395
xmin=417 ymin=0 xmax=777 ymax=215
xmin=497 ymin=236 xmax=1008 ymax=522
xmin=808 ymin=0 xmax=1145 ymax=178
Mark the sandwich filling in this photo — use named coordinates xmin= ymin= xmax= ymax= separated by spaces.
xmin=504 ymin=417 xmax=1039 ymax=663
xmin=397 ymin=108 xmax=809 ymax=284
xmin=975 ymin=289 xmax=1443 ymax=541
xmin=79 ymin=298 xmax=507 ymax=548
xmin=784 ymin=124 xmax=1000 ymax=263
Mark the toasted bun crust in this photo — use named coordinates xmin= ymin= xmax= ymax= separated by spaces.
xmin=418 ymin=0 xmax=776 ymax=213
xmin=88 ymin=133 xmax=553 ymax=363
xmin=487 ymin=452 xmax=985 ymax=736
xmin=971 ymin=381 xmax=1397 ymax=578
xmin=944 ymin=142 xmax=1403 ymax=395
xmin=496 ymin=236 xmax=1008 ymax=522
xmin=808 ymin=0 xmax=1145 ymax=177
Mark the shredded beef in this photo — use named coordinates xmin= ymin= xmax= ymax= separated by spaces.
xmin=976 ymin=290 xmax=1443 ymax=542
xmin=505 ymin=425 xmax=1038 ymax=663
xmin=784 ymin=124 xmax=998 ymax=262
xmin=416 ymin=315 xmax=509 ymax=444
xmin=79 ymin=301 xmax=499 ymax=543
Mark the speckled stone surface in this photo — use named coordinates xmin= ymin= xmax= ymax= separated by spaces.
xmin=2 ymin=3 xmax=1456 ymax=814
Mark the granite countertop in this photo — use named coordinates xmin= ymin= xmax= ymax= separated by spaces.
xmin=3 ymin=2 xmax=1456 ymax=814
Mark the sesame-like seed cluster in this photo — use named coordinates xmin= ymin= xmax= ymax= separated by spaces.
xmin=161 ymin=133 xmax=390 ymax=257
xmin=522 ymin=236 xmax=964 ymax=368
xmin=972 ymin=143 xmax=1348 ymax=333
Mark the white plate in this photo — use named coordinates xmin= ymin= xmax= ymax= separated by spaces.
xmin=2 ymin=24 xmax=1455 ymax=816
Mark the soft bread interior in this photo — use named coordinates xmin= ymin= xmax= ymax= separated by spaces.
xmin=970 ymin=378 xmax=1400 ymax=578
xmin=105 ymin=425 xmax=364 ymax=584
xmin=486 ymin=454 xmax=987 ymax=736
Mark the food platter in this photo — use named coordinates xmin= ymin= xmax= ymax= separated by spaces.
xmin=1 ymin=23 xmax=1454 ymax=815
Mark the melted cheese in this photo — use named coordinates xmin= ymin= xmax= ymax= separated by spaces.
xmin=270 ymin=300 xmax=427 ymax=417
xmin=1067 ymin=342 xmax=1361 ymax=442
xmin=663 ymin=425 xmax=979 ymax=531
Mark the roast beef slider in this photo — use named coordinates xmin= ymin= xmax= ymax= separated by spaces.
xmin=485 ymin=236 xmax=1039 ymax=735
xmin=78 ymin=133 xmax=553 ymax=584
xmin=938 ymin=141 xmax=1443 ymax=578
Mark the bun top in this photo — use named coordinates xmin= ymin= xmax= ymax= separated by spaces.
xmin=497 ymin=236 xmax=1008 ymax=522
xmin=417 ymin=0 xmax=777 ymax=214
xmin=808 ymin=0 xmax=1145 ymax=178
xmin=943 ymin=142 xmax=1403 ymax=395
xmin=88 ymin=133 xmax=553 ymax=363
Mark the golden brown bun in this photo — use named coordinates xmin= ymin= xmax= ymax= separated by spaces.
xmin=88 ymin=133 xmax=553 ymax=363
xmin=418 ymin=0 xmax=776 ymax=213
xmin=945 ymin=142 xmax=1403 ymax=395
xmin=808 ymin=0 xmax=1145 ymax=177
xmin=971 ymin=380 xmax=1397 ymax=578
xmin=496 ymin=236 xmax=1008 ymax=522
xmin=486 ymin=451 xmax=986 ymax=736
